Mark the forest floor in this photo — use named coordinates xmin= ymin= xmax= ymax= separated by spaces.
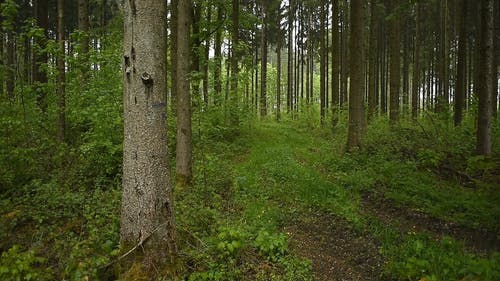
xmin=1 ymin=119 xmax=499 ymax=280
xmin=229 ymin=121 xmax=499 ymax=281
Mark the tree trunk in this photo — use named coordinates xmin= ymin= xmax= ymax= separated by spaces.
xmin=34 ymin=0 xmax=48 ymax=111
xmin=454 ymin=0 xmax=467 ymax=125
xmin=0 ymin=27 xmax=3 ymax=98
xmin=78 ymin=0 xmax=89 ymax=81
xmin=176 ymin=0 xmax=193 ymax=187
xmin=320 ymin=2 xmax=326 ymax=124
xmin=230 ymin=0 xmax=239 ymax=124
xmin=121 ymin=0 xmax=177 ymax=276
xmin=260 ymin=12 xmax=267 ymax=117
xmin=191 ymin=4 xmax=201 ymax=105
xmin=412 ymin=2 xmax=420 ymax=120
xmin=170 ymin=0 xmax=178 ymax=113
xmin=476 ymin=0 xmax=493 ymax=156
xmin=6 ymin=33 xmax=14 ymax=101
xmin=347 ymin=0 xmax=365 ymax=150
xmin=368 ymin=0 xmax=378 ymax=119
xmin=277 ymin=45 xmax=281 ymax=121
xmin=57 ymin=0 xmax=66 ymax=143
xmin=287 ymin=1 xmax=293 ymax=113
xmin=389 ymin=0 xmax=400 ymax=124
xmin=202 ymin=5 xmax=211 ymax=106
xmin=492 ymin=0 xmax=498 ymax=118
xmin=332 ymin=0 xmax=340 ymax=117
xmin=213 ymin=3 xmax=223 ymax=105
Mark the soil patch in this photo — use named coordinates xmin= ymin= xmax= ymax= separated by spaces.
xmin=361 ymin=191 xmax=500 ymax=254
xmin=284 ymin=211 xmax=387 ymax=281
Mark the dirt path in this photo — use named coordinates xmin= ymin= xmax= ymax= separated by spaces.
xmin=284 ymin=212 xmax=386 ymax=281
xmin=361 ymin=191 xmax=500 ymax=255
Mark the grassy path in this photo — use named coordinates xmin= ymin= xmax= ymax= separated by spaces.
xmin=232 ymin=122 xmax=383 ymax=280
xmin=228 ymin=121 xmax=499 ymax=281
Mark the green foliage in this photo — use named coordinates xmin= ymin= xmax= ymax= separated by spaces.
xmin=0 ymin=245 xmax=51 ymax=281
xmin=381 ymin=233 xmax=500 ymax=281
xmin=254 ymin=229 xmax=287 ymax=262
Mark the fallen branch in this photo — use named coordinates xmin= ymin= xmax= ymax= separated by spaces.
xmin=101 ymin=222 xmax=168 ymax=269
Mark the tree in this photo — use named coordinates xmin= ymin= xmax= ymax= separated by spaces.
xmin=230 ymin=0 xmax=240 ymax=124
xmin=454 ymin=0 xmax=467 ymax=126
xmin=34 ymin=0 xmax=48 ymax=111
xmin=476 ymin=0 xmax=494 ymax=156
xmin=331 ymin=0 xmax=340 ymax=126
xmin=170 ymin=0 xmax=178 ymax=113
xmin=120 ymin=0 xmax=177 ymax=276
xmin=389 ymin=0 xmax=400 ymax=124
xmin=320 ymin=1 xmax=326 ymax=124
xmin=176 ymin=0 xmax=193 ymax=188
xmin=411 ymin=1 xmax=420 ymax=120
xmin=78 ymin=0 xmax=89 ymax=81
xmin=260 ymin=3 xmax=268 ymax=117
xmin=347 ymin=0 xmax=365 ymax=150
xmin=368 ymin=0 xmax=378 ymax=118
xmin=213 ymin=3 xmax=223 ymax=104
xmin=56 ymin=0 xmax=66 ymax=143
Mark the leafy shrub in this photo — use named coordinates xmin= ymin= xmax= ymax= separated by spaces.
xmin=0 ymin=245 xmax=52 ymax=281
xmin=254 ymin=229 xmax=287 ymax=262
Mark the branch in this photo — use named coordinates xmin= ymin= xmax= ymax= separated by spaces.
xmin=101 ymin=223 xmax=168 ymax=269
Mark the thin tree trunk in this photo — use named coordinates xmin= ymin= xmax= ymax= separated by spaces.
xmin=170 ymin=0 xmax=178 ymax=113
xmin=57 ymin=0 xmax=66 ymax=143
xmin=176 ymin=0 xmax=193 ymax=187
xmin=78 ymin=0 xmax=89 ymax=81
xmin=454 ymin=0 xmax=467 ymax=125
xmin=192 ymin=4 xmax=201 ymax=105
xmin=389 ymin=0 xmax=400 ymax=124
xmin=120 ymin=0 xmax=177 ymax=275
xmin=213 ymin=4 xmax=223 ymax=105
xmin=412 ymin=3 xmax=420 ymax=120
xmin=320 ymin=2 xmax=326 ymax=123
xmin=230 ymin=0 xmax=239 ymax=124
xmin=202 ymin=5 xmax=211 ymax=105
xmin=6 ymin=33 xmax=14 ymax=101
xmin=332 ymin=0 xmax=340 ymax=113
xmin=368 ymin=0 xmax=378 ymax=119
xmin=260 ymin=12 xmax=267 ymax=117
xmin=277 ymin=45 xmax=282 ymax=120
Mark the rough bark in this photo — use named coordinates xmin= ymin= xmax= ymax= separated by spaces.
xmin=347 ymin=0 xmax=365 ymax=150
xmin=121 ymin=0 xmax=177 ymax=276
xmin=57 ymin=0 xmax=66 ymax=143
xmin=389 ymin=0 xmax=400 ymax=124
xmin=332 ymin=0 xmax=340 ymax=120
xmin=476 ymin=0 xmax=493 ymax=156
xmin=176 ymin=0 xmax=193 ymax=187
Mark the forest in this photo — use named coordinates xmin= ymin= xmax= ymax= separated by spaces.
xmin=0 ymin=0 xmax=499 ymax=280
